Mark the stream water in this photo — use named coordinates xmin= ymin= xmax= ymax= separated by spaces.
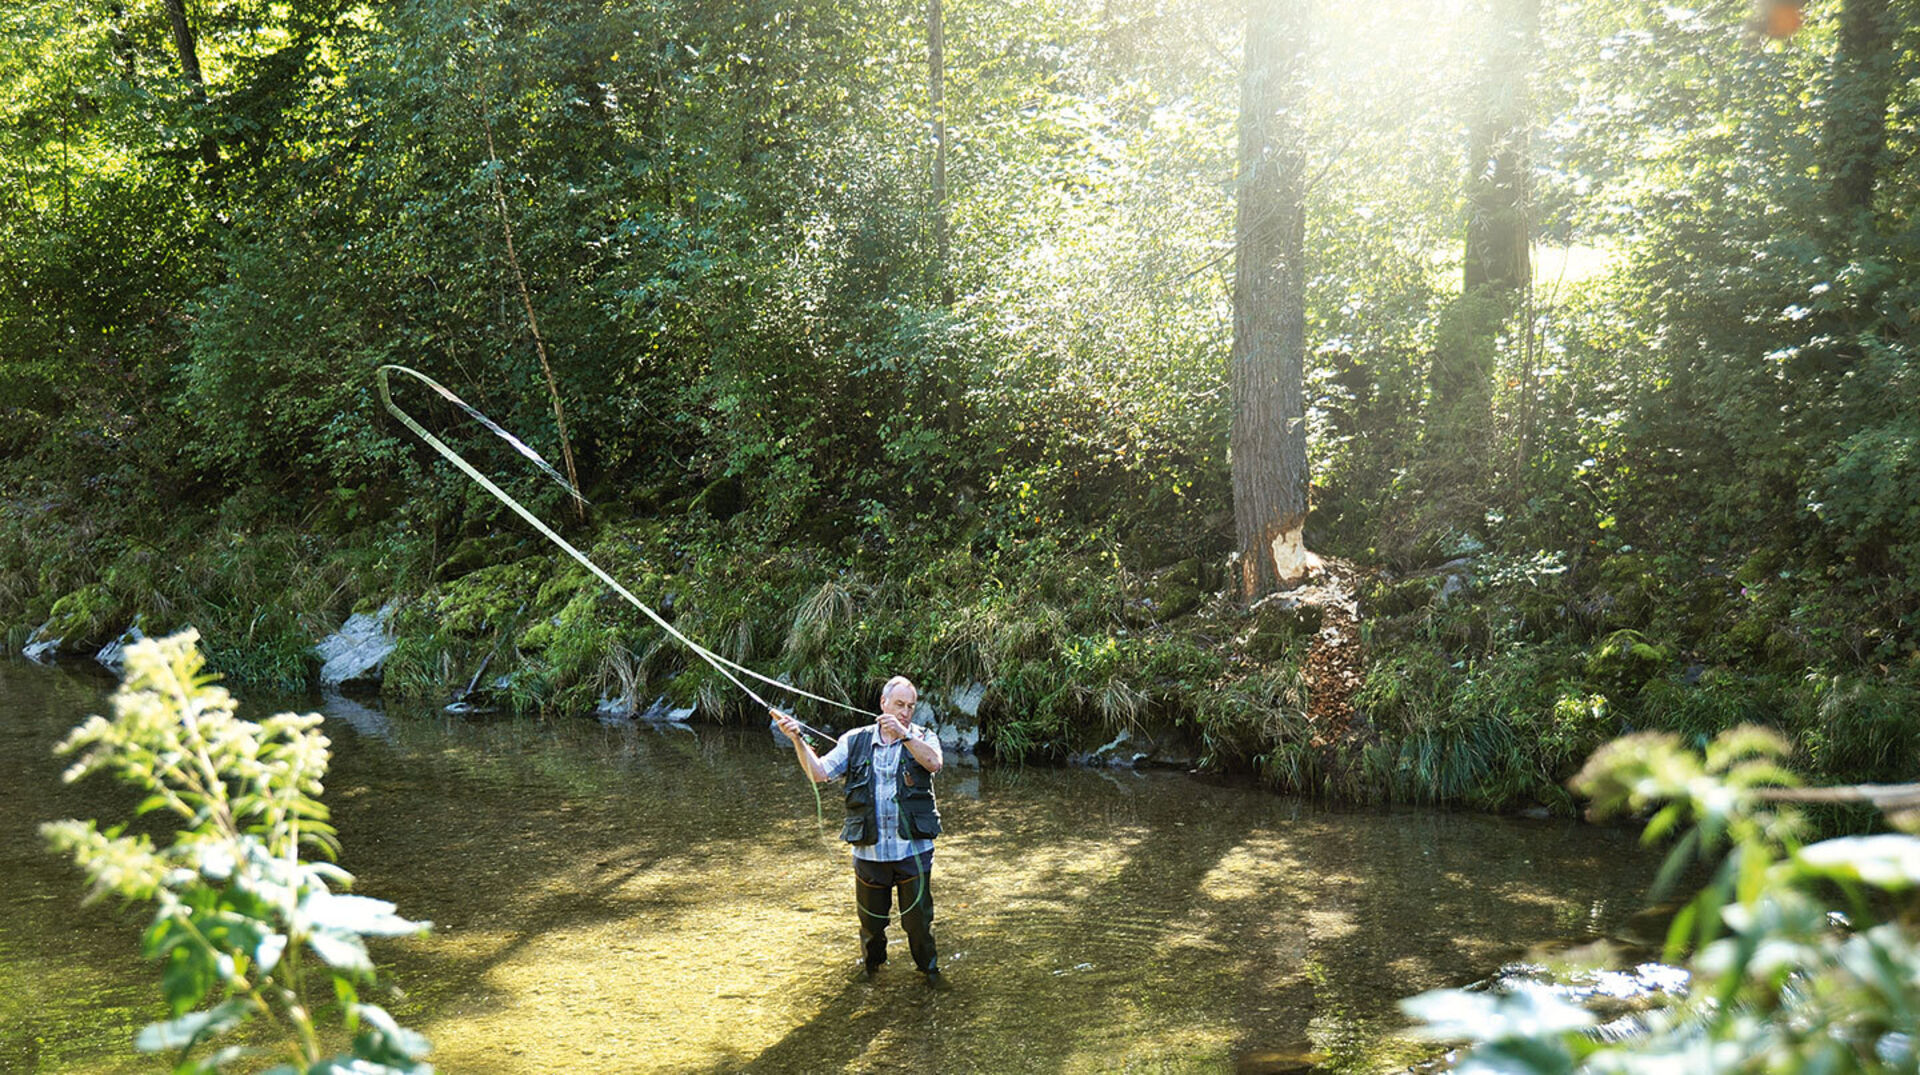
xmin=2 ymin=658 xmax=1668 ymax=1074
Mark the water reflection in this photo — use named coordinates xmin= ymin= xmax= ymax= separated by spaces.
xmin=2 ymin=660 xmax=1662 ymax=1073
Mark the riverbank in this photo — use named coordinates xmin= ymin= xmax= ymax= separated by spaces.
xmin=5 ymin=483 xmax=1914 ymax=815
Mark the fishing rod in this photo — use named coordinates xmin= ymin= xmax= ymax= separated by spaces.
xmin=379 ymin=364 xmax=939 ymax=925
xmin=376 ymin=364 xmax=868 ymax=748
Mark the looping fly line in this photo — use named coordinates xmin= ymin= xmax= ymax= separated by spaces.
xmin=376 ymin=364 xmax=866 ymax=742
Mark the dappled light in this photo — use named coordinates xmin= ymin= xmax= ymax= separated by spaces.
xmin=4 ymin=0 xmax=1919 ymax=1068
xmin=5 ymin=666 xmax=1664 ymax=1073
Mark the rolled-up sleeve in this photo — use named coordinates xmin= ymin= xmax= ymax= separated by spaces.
xmin=912 ymin=725 xmax=944 ymax=769
xmin=818 ymin=732 xmax=853 ymax=781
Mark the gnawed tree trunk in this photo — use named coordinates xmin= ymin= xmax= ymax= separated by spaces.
xmin=1821 ymin=0 xmax=1895 ymax=218
xmin=1231 ymin=0 xmax=1311 ymax=602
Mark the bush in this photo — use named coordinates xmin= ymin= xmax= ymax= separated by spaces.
xmin=1403 ymin=726 xmax=1920 ymax=1073
xmin=42 ymin=631 xmax=433 ymax=1074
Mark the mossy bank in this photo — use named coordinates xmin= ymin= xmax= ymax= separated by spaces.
xmin=6 ymin=481 xmax=1915 ymax=818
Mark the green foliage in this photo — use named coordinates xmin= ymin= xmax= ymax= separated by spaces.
xmin=1404 ymin=726 xmax=1920 ymax=1074
xmin=41 ymin=630 xmax=432 ymax=1074
xmin=2 ymin=0 xmax=1919 ymax=814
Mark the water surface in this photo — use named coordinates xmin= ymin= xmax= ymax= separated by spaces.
xmin=1 ymin=659 xmax=1662 ymax=1073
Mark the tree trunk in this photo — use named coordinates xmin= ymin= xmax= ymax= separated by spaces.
xmin=1230 ymin=0 xmax=1310 ymax=603
xmin=160 ymin=0 xmax=221 ymax=169
xmin=1821 ymin=0 xmax=1894 ymax=218
xmin=1425 ymin=0 xmax=1534 ymax=507
xmin=161 ymin=0 xmax=207 ymax=95
xmin=109 ymin=4 xmax=136 ymax=80
xmin=481 ymin=118 xmax=588 ymax=524
xmin=928 ymin=0 xmax=953 ymax=307
xmin=1460 ymin=0 xmax=1535 ymax=299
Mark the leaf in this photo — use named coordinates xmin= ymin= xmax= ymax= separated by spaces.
xmin=162 ymin=944 xmax=218 ymax=1014
xmin=1664 ymin=899 xmax=1698 ymax=964
xmin=256 ymin=931 xmax=288 ymax=975
xmin=134 ymin=999 xmax=253 ymax=1052
xmin=1400 ymin=986 xmax=1595 ymax=1043
xmin=1452 ymin=1037 xmax=1578 ymax=1075
xmin=177 ymin=1043 xmax=253 ymax=1073
xmin=307 ymin=930 xmax=373 ymax=976
xmin=306 ymin=892 xmax=430 ymax=939
xmin=1797 ymin=835 xmax=1920 ymax=888
xmin=351 ymin=1003 xmax=432 ymax=1062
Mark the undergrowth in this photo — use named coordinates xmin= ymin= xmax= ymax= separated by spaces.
xmin=5 ymin=480 xmax=1919 ymax=815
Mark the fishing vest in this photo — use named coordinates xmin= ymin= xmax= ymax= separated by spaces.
xmin=841 ymin=726 xmax=942 ymax=847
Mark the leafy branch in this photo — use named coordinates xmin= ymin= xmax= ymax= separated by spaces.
xmin=1401 ymin=725 xmax=1920 ymax=1074
xmin=42 ymin=629 xmax=433 ymax=1075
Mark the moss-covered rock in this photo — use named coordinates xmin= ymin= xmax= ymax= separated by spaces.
xmin=42 ymin=583 xmax=122 ymax=652
xmin=1585 ymin=629 xmax=1673 ymax=693
xmin=1365 ymin=575 xmax=1437 ymax=618
xmin=1148 ymin=577 xmax=1204 ymax=622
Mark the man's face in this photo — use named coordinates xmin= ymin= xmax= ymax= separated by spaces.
xmin=882 ymin=688 xmax=917 ymax=723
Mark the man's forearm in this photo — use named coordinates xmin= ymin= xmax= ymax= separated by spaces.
xmin=793 ymin=738 xmax=829 ymax=782
xmin=903 ymin=732 xmax=943 ymax=773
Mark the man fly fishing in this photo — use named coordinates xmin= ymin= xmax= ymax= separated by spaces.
xmin=772 ymin=676 xmax=950 ymax=991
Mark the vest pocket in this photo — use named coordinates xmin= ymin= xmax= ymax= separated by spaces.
xmin=905 ymin=808 xmax=942 ymax=839
xmin=841 ymin=815 xmax=872 ymax=844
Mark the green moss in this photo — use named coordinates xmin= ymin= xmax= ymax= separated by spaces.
xmin=43 ymin=584 xmax=121 ymax=648
xmin=434 ymin=559 xmax=547 ymax=636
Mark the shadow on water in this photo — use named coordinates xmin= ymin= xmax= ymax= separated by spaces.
xmin=2 ymin=660 xmax=1663 ymax=1074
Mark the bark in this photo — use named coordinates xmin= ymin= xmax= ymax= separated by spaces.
xmin=928 ymin=0 xmax=952 ymax=306
xmin=1821 ymin=0 xmax=1895 ymax=218
xmin=1230 ymin=0 xmax=1311 ymax=602
xmin=482 ymin=119 xmax=588 ymax=524
xmin=160 ymin=0 xmax=206 ymax=95
xmin=109 ymin=4 xmax=136 ymax=80
xmin=1461 ymin=0 xmax=1536 ymax=300
xmin=160 ymin=0 xmax=221 ymax=169
xmin=1428 ymin=0 xmax=1535 ymax=496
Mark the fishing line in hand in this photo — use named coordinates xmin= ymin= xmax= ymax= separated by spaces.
xmin=376 ymin=364 xmax=872 ymax=744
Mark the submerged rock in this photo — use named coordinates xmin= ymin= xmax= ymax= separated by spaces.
xmin=22 ymin=622 xmax=62 ymax=663
xmin=1070 ymin=729 xmax=1148 ymax=769
xmin=628 ymin=695 xmax=694 ymax=724
xmin=320 ymin=692 xmax=394 ymax=740
xmin=95 ymin=624 xmax=147 ymax=672
xmin=595 ymin=694 xmax=638 ymax=721
xmin=1473 ymin=959 xmax=1689 ymax=1024
xmin=315 ymin=605 xmax=397 ymax=689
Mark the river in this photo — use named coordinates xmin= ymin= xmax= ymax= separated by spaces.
xmin=1 ymin=658 xmax=1664 ymax=1073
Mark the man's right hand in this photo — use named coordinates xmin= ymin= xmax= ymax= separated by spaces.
xmin=770 ymin=708 xmax=803 ymax=743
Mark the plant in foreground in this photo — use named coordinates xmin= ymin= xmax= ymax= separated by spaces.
xmin=1402 ymin=725 xmax=1920 ymax=1073
xmin=42 ymin=629 xmax=432 ymax=1074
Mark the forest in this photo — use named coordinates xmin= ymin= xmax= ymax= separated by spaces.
xmin=2 ymin=0 xmax=1917 ymax=811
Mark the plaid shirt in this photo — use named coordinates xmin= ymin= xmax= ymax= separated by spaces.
xmin=819 ymin=724 xmax=941 ymax=863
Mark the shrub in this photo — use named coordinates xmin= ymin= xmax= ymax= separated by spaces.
xmin=1403 ymin=726 xmax=1920 ymax=1073
xmin=42 ymin=630 xmax=432 ymax=1074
